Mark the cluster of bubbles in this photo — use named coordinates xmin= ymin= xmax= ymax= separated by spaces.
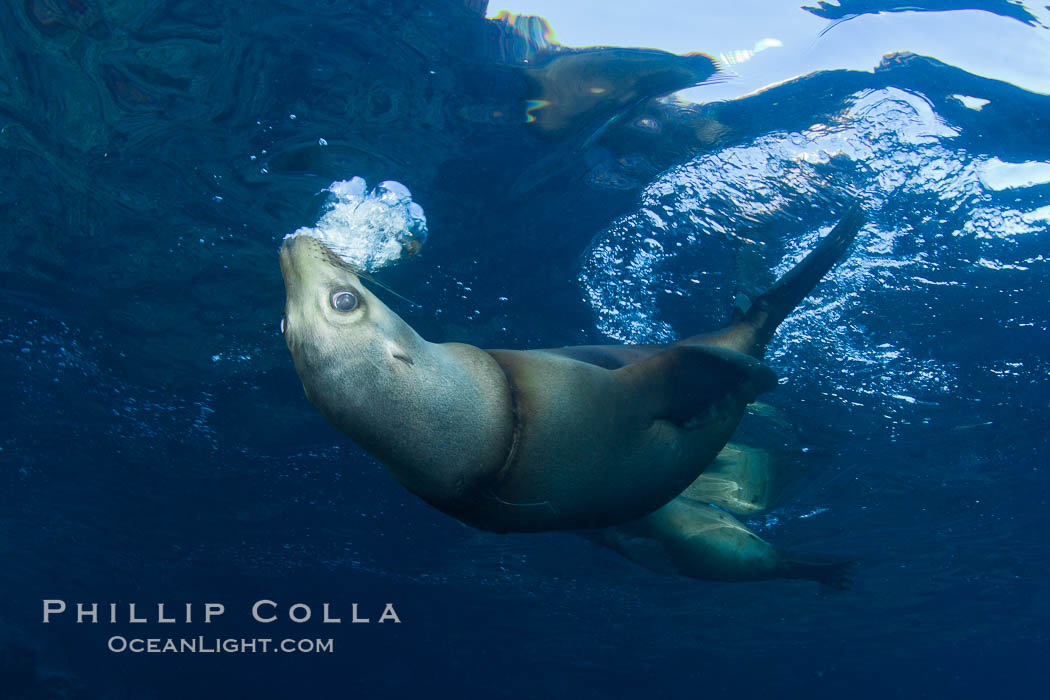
xmin=285 ymin=177 xmax=427 ymax=271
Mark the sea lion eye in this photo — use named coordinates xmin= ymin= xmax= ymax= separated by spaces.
xmin=330 ymin=289 xmax=358 ymax=312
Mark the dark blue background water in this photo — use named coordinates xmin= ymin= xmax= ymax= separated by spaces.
xmin=2 ymin=1 xmax=1048 ymax=698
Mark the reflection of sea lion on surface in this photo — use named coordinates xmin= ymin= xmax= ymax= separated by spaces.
xmin=488 ymin=12 xmax=719 ymax=143
xmin=279 ymin=208 xmax=865 ymax=587
xmin=520 ymin=48 xmax=719 ymax=141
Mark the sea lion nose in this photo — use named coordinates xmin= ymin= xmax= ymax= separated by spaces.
xmin=279 ymin=236 xmax=307 ymax=289
xmin=280 ymin=234 xmax=331 ymax=280
xmin=279 ymin=236 xmax=294 ymax=264
xmin=279 ymin=234 xmax=300 ymax=264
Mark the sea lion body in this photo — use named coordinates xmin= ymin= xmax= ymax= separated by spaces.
xmin=459 ymin=347 xmax=765 ymax=531
xmin=280 ymin=233 xmax=774 ymax=532
xmin=279 ymin=208 xmax=865 ymax=582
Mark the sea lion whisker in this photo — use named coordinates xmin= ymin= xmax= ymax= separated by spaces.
xmin=299 ymin=234 xmax=420 ymax=307
xmin=484 ymin=491 xmax=556 ymax=513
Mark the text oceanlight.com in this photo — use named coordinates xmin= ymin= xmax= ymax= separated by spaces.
xmin=107 ymin=636 xmax=334 ymax=654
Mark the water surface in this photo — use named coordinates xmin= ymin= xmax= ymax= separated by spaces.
xmin=2 ymin=1 xmax=1048 ymax=697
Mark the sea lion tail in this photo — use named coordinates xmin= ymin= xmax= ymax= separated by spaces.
xmin=740 ymin=206 xmax=866 ymax=354
xmin=775 ymin=551 xmax=857 ymax=590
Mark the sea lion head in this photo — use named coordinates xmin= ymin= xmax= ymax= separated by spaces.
xmin=278 ymin=234 xmax=419 ymax=409
xmin=278 ymin=233 xmax=514 ymax=510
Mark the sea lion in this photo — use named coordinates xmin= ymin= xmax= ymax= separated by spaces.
xmin=587 ymin=442 xmax=854 ymax=588
xmin=520 ymin=48 xmax=719 ymax=141
xmin=279 ymin=208 xmax=865 ymax=575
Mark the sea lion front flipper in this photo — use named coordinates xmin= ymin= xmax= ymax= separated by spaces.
xmin=676 ymin=442 xmax=813 ymax=514
xmin=679 ymin=207 xmax=866 ymax=358
xmin=679 ymin=443 xmax=779 ymax=515
xmin=743 ymin=205 xmax=866 ymax=350
xmin=614 ymin=345 xmax=778 ymax=428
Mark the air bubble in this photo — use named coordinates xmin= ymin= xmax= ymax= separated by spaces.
xmin=284 ymin=176 xmax=427 ymax=271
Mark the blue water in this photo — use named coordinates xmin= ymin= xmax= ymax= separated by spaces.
xmin=2 ymin=1 xmax=1049 ymax=698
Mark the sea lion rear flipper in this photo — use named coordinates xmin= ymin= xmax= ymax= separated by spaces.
xmin=614 ymin=345 xmax=778 ymax=427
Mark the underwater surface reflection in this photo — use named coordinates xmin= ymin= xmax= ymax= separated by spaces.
xmin=2 ymin=1 xmax=1048 ymax=698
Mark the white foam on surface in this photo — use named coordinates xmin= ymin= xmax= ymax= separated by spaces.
xmin=978 ymin=158 xmax=1050 ymax=191
xmin=951 ymin=94 xmax=990 ymax=111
